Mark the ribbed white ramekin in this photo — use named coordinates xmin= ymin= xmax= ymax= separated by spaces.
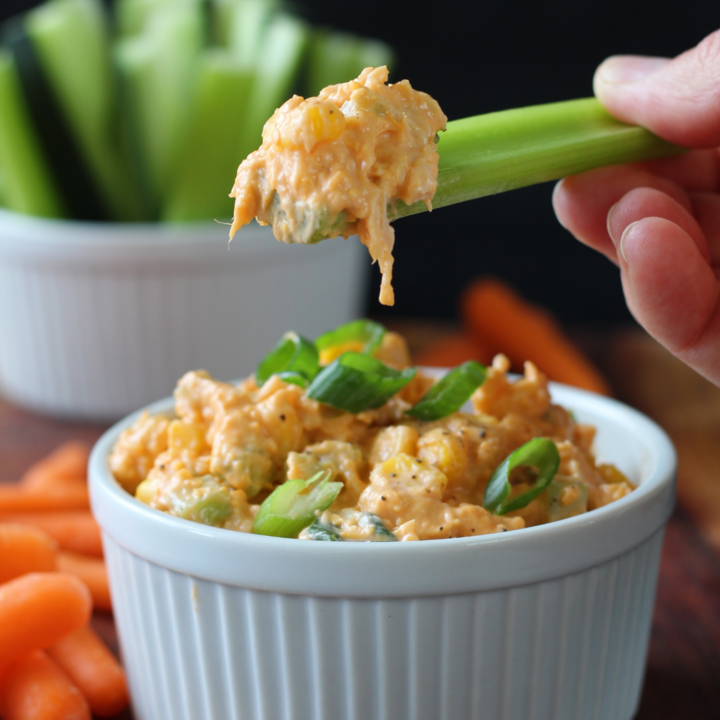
xmin=0 ymin=209 xmax=366 ymax=420
xmin=90 ymin=384 xmax=676 ymax=720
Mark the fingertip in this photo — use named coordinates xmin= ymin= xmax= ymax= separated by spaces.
xmin=619 ymin=217 xmax=717 ymax=353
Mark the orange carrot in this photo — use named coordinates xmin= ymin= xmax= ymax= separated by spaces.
xmin=58 ymin=552 xmax=112 ymax=612
xmin=0 ymin=573 xmax=91 ymax=673
xmin=0 ymin=485 xmax=89 ymax=513
xmin=461 ymin=279 xmax=612 ymax=395
xmin=0 ymin=524 xmax=58 ymax=584
xmin=0 ymin=512 xmax=103 ymax=557
xmin=48 ymin=626 xmax=129 ymax=718
xmin=415 ymin=332 xmax=492 ymax=368
xmin=21 ymin=442 xmax=89 ymax=491
xmin=0 ymin=650 xmax=91 ymax=720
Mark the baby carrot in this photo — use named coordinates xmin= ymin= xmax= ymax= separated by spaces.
xmin=58 ymin=552 xmax=112 ymax=612
xmin=0 ymin=524 xmax=58 ymax=584
xmin=0 ymin=650 xmax=91 ymax=720
xmin=0 ymin=485 xmax=89 ymax=513
xmin=0 ymin=573 xmax=91 ymax=674
xmin=21 ymin=442 xmax=90 ymax=491
xmin=415 ymin=332 xmax=492 ymax=368
xmin=48 ymin=626 xmax=129 ymax=718
xmin=0 ymin=512 xmax=103 ymax=557
xmin=461 ymin=279 xmax=612 ymax=395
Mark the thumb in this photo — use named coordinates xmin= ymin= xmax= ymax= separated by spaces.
xmin=594 ymin=30 xmax=720 ymax=148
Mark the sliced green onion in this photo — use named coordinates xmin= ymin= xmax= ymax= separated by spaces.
xmin=547 ymin=478 xmax=588 ymax=523
xmin=253 ymin=470 xmax=342 ymax=538
xmin=392 ymin=97 xmax=685 ymax=221
xmin=406 ymin=361 xmax=486 ymax=421
xmin=307 ymin=352 xmax=415 ymax=413
xmin=305 ymin=518 xmax=344 ymax=541
xmin=276 ymin=371 xmax=309 ymax=389
xmin=359 ymin=513 xmax=397 ymax=541
xmin=315 ymin=319 xmax=386 ymax=355
xmin=255 ymin=331 xmax=318 ymax=386
xmin=483 ymin=438 xmax=560 ymax=515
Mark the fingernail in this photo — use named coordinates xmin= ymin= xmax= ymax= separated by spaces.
xmin=607 ymin=202 xmax=620 ymax=246
xmin=598 ymin=55 xmax=670 ymax=84
xmin=618 ymin=222 xmax=638 ymax=264
xmin=552 ymin=180 xmax=567 ymax=229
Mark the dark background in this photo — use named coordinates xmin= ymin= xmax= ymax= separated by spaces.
xmin=2 ymin=0 xmax=718 ymax=325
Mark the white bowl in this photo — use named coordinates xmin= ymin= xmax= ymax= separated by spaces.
xmin=0 ymin=209 xmax=366 ymax=420
xmin=89 ymin=383 xmax=676 ymax=720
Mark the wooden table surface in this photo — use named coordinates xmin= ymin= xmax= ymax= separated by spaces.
xmin=1 ymin=325 xmax=719 ymax=719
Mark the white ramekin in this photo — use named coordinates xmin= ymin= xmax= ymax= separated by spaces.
xmin=0 ymin=209 xmax=366 ymax=420
xmin=89 ymin=383 xmax=676 ymax=720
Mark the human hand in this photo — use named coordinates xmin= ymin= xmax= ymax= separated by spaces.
xmin=553 ymin=30 xmax=720 ymax=385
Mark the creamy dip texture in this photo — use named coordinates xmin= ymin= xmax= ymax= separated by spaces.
xmin=229 ymin=67 xmax=447 ymax=306
xmin=110 ymin=327 xmax=632 ymax=541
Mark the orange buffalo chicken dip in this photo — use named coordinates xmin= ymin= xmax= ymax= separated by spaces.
xmin=229 ymin=67 xmax=447 ymax=306
xmin=109 ymin=322 xmax=633 ymax=542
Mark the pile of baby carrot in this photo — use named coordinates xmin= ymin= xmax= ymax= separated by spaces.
xmin=0 ymin=443 xmax=128 ymax=719
xmin=416 ymin=278 xmax=612 ymax=396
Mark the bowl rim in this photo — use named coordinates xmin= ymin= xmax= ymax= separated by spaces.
xmin=90 ymin=380 xmax=676 ymax=597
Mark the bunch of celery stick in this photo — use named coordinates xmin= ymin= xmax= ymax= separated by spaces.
xmin=0 ymin=0 xmax=393 ymax=223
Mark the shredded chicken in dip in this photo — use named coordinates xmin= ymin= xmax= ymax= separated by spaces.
xmin=229 ymin=67 xmax=447 ymax=305
xmin=110 ymin=330 xmax=633 ymax=542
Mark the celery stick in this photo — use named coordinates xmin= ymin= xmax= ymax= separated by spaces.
xmin=392 ymin=97 xmax=685 ymax=220
xmin=261 ymin=97 xmax=684 ymax=243
xmin=213 ymin=0 xmax=278 ymax=60
xmin=116 ymin=0 xmax=203 ymax=37
xmin=305 ymin=29 xmax=363 ymax=97
xmin=115 ymin=5 xmax=203 ymax=205
xmin=237 ymin=14 xmax=309 ymax=159
xmin=162 ymin=50 xmax=253 ymax=222
xmin=0 ymin=49 xmax=64 ymax=217
xmin=357 ymin=39 xmax=394 ymax=74
xmin=305 ymin=31 xmax=395 ymax=98
xmin=26 ymin=0 xmax=147 ymax=220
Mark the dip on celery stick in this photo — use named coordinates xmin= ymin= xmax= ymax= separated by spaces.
xmin=229 ymin=67 xmax=447 ymax=306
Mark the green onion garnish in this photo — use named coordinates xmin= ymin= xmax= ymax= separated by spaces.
xmin=406 ymin=361 xmax=486 ymax=421
xmin=305 ymin=518 xmax=344 ymax=541
xmin=275 ymin=371 xmax=309 ymax=389
xmin=315 ymin=319 xmax=386 ymax=356
xmin=306 ymin=352 xmax=415 ymax=413
xmin=255 ymin=331 xmax=319 ymax=386
xmin=483 ymin=438 xmax=560 ymax=515
xmin=253 ymin=470 xmax=342 ymax=538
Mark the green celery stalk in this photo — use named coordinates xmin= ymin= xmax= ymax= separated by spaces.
xmin=306 ymin=30 xmax=394 ymax=97
xmin=0 ymin=49 xmax=64 ymax=217
xmin=213 ymin=0 xmax=278 ymax=62
xmin=114 ymin=5 xmax=203 ymax=208
xmin=392 ymin=97 xmax=684 ymax=220
xmin=357 ymin=39 xmax=394 ymax=73
xmin=116 ymin=0 xmax=203 ymax=37
xmin=237 ymin=14 xmax=309 ymax=160
xmin=305 ymin=29 xmax=363 ymax=97
xmin=25 ymin=0 xmax=147 ymax=220
xmin=162 ymin=49 xmax=253 ymax=222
